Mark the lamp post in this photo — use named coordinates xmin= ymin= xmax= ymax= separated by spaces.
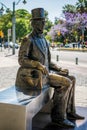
xmin=0 ymin=0 xmax=27 ymax=55
xmin=12 ymin=0 xmax=27 ymax=55
xmin=12 ymin=2 xmax=16 ymax=55
xmin=0 ymin=2 xmax=10 ymax=15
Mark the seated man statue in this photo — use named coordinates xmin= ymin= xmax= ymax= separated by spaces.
xmin=15 ymin=8 xmax=84 ymax=128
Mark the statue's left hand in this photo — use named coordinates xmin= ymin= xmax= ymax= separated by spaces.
xmin=59 ymin=69 xmax=69 ymax=76
xmin=37 ymin=63 xmax=49 ymax=75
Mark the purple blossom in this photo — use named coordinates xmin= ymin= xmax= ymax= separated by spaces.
xmin=48 ymin=21 xmax=69 ymax=40
xmin=64 ymin=12 xmax=87 ymax=27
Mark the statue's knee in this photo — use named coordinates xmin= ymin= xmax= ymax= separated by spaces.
xmin=65 ymin=78 xmax=72 ymax=88
xmin=69 ymin=75 xmax=76 ymax=83
xmin=72 ymin=76 xmax=76 ymax=82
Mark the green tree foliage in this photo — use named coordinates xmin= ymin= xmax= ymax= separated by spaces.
xmin=44 ymin=10 xmax=53 ymax=35
xmin=63 ymin=4 xmax=76 ymax=13
xmin=0 ymin=13 xmax=12 ymax=38
xmin=76 ymin=0 xmax=87 ymax=12
xmin=16 ymin=19 xmax=29 ymax=40
xmin=16 ymin=9 xmax=31 ymax=19
xmin=62 ymin=0 xmax=87 ymax=42
xmin=0 ymin=9 xmax=31 ymax=41
xmin=15 ymin=9 xmax=32 ymax=40
xmin=0 ymin=9 xmax=52 ymax=41
xmin=54 ymin=17 xmax=59 ymax=25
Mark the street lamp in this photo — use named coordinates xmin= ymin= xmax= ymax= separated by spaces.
xmin=0 ymin=0 xmax=27 ymax=54
xmin=0 ymin=2 xmax=10 ymax=15
xmin=12 ymin=0 xmax=27 ymax=55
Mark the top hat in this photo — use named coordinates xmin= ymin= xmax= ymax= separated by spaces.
xmin=31 ymin=8 xmax=45 ymax=20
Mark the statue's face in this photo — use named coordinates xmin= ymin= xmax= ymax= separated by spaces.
xmin=32 ymin=19 xmax=45 ymax=34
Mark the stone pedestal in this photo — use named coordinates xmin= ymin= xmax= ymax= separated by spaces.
xmin=0 ymin=86 xmax=53 ymax=130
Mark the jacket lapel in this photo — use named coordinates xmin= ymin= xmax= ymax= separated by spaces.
xmin=34 ymin=37 xmax=45 ymax=56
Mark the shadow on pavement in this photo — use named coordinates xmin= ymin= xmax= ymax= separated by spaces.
xmin=33 ymin=106 xmax=87 ymax=130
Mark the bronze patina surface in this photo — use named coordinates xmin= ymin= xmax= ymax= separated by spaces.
xmin=15 ymin=8 xmax=84 ymax=128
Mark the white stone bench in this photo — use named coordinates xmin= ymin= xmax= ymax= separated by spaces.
xmin=0 ymin=86 xmax=53 ymax=130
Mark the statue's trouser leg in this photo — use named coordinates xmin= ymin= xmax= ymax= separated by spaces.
xmin=48 ymin=73 xmax=72 ymax=120
xmin=66 ymin=75 xmax=76 ymax=114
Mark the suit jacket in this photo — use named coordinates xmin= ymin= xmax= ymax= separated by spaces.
xmin=15 ymin=32 xmax=54 ymax=90
xmin=18 ymin=32 xmax=51 ymax=69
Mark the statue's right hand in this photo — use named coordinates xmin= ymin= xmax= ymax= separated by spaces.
xmin=38 ymin=64 xmax=48 ymax=75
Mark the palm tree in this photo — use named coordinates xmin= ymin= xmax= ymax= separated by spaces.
xmin=76 ymin=0 xmax=87 ymax=13
xmin=63 ymin=4 xmax=76 ymax=13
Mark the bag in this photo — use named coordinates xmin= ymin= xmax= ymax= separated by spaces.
xmin=16 ymin=67 xmax=49 ymax=90
xmin=25 ymin=69 xmax=43 ymax=89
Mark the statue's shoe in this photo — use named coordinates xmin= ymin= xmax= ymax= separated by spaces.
xmin=52 ymin=118 xmax=75 ymax=128
xmin=67 ymin=113 xmax=85 ymax=120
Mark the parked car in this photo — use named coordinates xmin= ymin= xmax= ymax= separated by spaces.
xmin=4 ymin=42 xmax=8 ymax=48
xmin=64 ymin=43 xmax=78 ymax=48
xmin=9 ymin=42 xmax=19 ymax=49
xmin=0 ymin=43 xmax=2 ymax=47
xmin=4 ymin=42 xmax=19 ymax=49
xmin=0 ymin=43 xmax=3 ymax=47
xmin=85 ymin=45 xmax=87 ymax=48
xmin=64 ymin=44 xmax=71 ymax=48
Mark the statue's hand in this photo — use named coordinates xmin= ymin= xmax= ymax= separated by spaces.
xmin=52 ymin=64 xmax=62 ymax=72
xmin=38 ymin=64 xmax=48 ymax=75
xmin=59 ymin=69 xmax=69 ymax=76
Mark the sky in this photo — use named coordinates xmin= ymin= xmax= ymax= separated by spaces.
xmin=0 ymin=0 xmax=78 ymax=22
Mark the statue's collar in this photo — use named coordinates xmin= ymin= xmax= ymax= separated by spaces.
xmin=31 ymin=32 xmax=44 ymax=38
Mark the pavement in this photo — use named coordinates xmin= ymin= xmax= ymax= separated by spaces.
xmin=0 ymin=47 xmax=87 ymax=108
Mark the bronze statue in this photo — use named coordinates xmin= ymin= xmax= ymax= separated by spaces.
xmin=15 ymin=8 xmax=84 ymax=128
